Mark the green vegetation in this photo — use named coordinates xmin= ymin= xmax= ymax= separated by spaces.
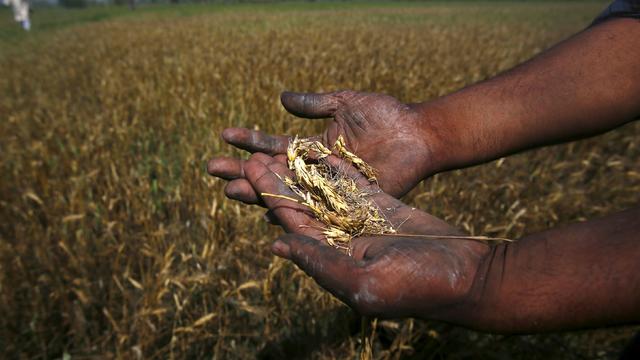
xmin=1 ymin=1 xmax=637 ymax=358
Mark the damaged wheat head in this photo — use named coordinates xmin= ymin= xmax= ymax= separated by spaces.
xmin=263 ymin=136 xmax=395 ymax=253
xmin=262 ymin=136 xmax=512 ymax=254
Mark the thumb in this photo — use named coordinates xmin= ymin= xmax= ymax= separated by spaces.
xmin=280 ymin=91 xmax=338 ymax=119
xmin=272 ymin=234 xmax=361 ymax=301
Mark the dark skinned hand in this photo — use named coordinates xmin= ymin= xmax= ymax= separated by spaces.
xmin=207 ymin=90 xmax=441 ymax=206
xmin=241 ymin=152 xmax=488 ymax=319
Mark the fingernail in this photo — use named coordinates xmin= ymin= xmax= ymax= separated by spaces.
xmin=221 ymin=128 xmax=235 ymax=141
xmin=206 ymin=160 xmax=218 ymax=174
xmin=271 ymin=240 xmax=290 ymax=258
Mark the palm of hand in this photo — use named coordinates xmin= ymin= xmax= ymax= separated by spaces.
xmin=305 ymin=91 xmax=435 ymax=197
xmin=208 ymin=90 xmax=436 ymax=203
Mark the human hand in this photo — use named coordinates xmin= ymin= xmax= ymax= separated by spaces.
xmin=240 ymin=152 xmax=488 ymax=319
xmin=208 ymin=90 xmax=443 ymax=206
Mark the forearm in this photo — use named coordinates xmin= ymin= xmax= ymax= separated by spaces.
xmin=420 ymin=18 xmax=640 ymax=174
xmin=456 ymin=206 xmax=640 ymax=333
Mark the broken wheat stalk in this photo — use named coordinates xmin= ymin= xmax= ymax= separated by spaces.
xmin=261 ymin=135 xmax=512 ymax=255
xmin=259 ymin=194 xmax=513 ymax=243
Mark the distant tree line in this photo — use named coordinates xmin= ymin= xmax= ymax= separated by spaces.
xmin=54 ymin=0 xmax=580 ymax=10
xmin=59 ymin=0 xmax=89 ymax=7
xmin=55 ymin=0 xmax=333 ymax=7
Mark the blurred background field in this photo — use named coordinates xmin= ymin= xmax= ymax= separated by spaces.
xmin=1 ymin=1 xmax=639 ymax=358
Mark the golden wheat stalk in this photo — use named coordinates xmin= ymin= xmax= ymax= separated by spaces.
xmin=262 ymin=136 xmax=511 ymax=254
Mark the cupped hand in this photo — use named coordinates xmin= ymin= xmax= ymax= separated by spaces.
xmin=208 ymin=90 xmax=442 ymax=206
xmin=241 ymin=152 xmax=488 ymax=319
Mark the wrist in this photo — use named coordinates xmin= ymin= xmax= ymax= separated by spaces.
xmin=411 ymin=98 xmax=459 ymax=176
xmin=410 ymin=241 xmax=493 ymax=328
xmin=431 ymin=242 xmax=496 ymax=329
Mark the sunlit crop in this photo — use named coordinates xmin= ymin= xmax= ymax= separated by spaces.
xmin=1 ymin=2 xmax=638 ymax=358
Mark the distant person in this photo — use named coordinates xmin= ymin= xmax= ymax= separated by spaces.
xmin=4 ymin=0 xmax=30 ymax=31
xmin=209 ymin=0 xmax=640 ymax=357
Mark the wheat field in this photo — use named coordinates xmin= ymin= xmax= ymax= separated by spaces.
xmin=1 ymin=1 xmax=639 ymax=358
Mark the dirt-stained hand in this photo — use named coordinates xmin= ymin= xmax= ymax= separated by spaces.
xmin=240 ymin=152 xmax=488 ymax=319
xmin=207 ymin=90 xmax=441 ymax=205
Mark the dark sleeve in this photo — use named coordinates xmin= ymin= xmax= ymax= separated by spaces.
xmin=591 ymin=0 xmax=640 ymax=26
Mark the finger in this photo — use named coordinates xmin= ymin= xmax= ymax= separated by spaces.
xmin=274 ymin=154 xmax=288 ymax=165
xmin=247 ymin=152 xmax=289 ymax=169
xmin=272 ymin=234 xmax=361 ymax=302
xmin=244 ymin=156 xmax=325 ymax=239
xmin=350 ymin=236 xmax=397 ymax=261
xmin=263 ymin=210 xmax=281 ymax=226
xmin=250 ymin=153 xmax=320 ymax=231
xmin=224 ymin=179 xmax=261 ymax=205
xmin=206 ymin=152 xmax=286 ymax=183
xmin=281 ymin=91 xmax=338 ymax=119
xmin=249 ymin=152 xmax=280 ymax=166
xmin=222 ymin=128 xmax=289 ymax=155
xmin=244 ymin=156 xmax=298 ymax=208
xmin=207 ymin=157 xmax=246 ymax=180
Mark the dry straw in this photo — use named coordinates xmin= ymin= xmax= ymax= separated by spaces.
xmin=263 ymin=136 xmax=512 ymax=254
xmin=1 ymin=5 xmax=634 ymax=358
xmin=263 ymin=135 xmax=396 ymax=253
